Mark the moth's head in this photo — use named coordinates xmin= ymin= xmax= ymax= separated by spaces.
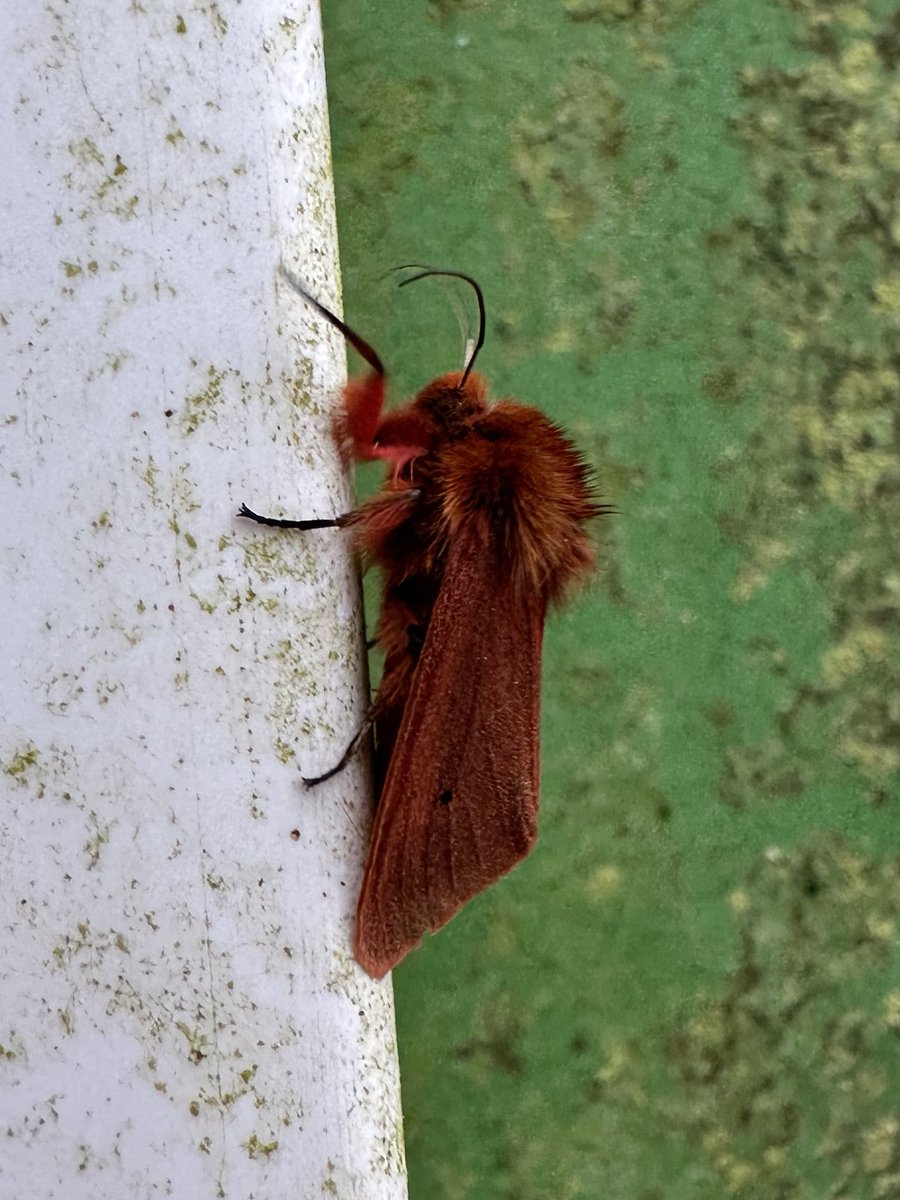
xmin=414 ymin=370 xmax=488 ymax=429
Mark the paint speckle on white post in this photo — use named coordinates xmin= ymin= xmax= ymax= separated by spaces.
xmin=0 ymin=3 xmax=407 ymax=1197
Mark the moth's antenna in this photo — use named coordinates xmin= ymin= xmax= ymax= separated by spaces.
xmin=393 ymin=265 xmax=486 ymax=388
xmin=279 ymin=262 xmax=384 ymax=376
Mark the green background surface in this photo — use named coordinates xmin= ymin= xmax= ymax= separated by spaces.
xmin=321 ymin=1 xmax=900 ymax=1196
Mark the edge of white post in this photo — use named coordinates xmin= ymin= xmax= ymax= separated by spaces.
xmin=0 ymin=3 xmax=407 ymax=1197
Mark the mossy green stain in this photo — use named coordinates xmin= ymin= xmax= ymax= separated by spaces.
xmin=69 ymin=137 xmax=103 ymax=167
xmin=708 ymin=3 xmax=900 ymax=793
xmin=82 ymin=815 xmax=110 ymax=867
xmin=191 ymin=592 xmax=216 ymax=614
xmin=181 ymin=366 xmax=225 ymax=434
xmin=240 ymin=537 xmax=317 ymax=586
xmin=273 ymin=738 xmax=295 ymax=764
xmin=175 ymin=1021 xmax=209 ymax=1064
xmin=4 ymin=744 xmax=39 ymax=779
xmin=243 ymin=1133 xmax=278 ymax=1159
xmin=665 ymin=835 xmax=900 ymax=1197
xmin=208 ymin=4 xmax=227 ymax=36
xmin=142 ymin=456 xmax=159 ymax=498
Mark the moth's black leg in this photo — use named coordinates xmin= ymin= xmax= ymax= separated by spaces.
xmin=238 ymin=503 xmax=347 ymax=531
xmin=406 ymin=623 xmax=426 ymax=656
xmin=240 ymin=488 xmax=422 ymax=532
xmin=303 ymin=716 xmax=373 ymax=788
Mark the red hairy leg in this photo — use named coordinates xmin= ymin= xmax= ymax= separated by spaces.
xmin=338 ymin=371 xmax=430 ymax=479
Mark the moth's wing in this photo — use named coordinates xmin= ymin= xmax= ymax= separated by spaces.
xmin=355 ymin=524 xmax=545 ymax=978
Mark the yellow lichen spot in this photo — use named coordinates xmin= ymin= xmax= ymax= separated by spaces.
xmin=823 ymin=446 xmax=897 ymax=506
xmin=175 ymin=14 xmax=186 ymax=32
xmin=702 ymin=1129 xmax=728 ymax=1156
xmin=840 ymin=736 xmax=900 ymax=778
xmin=865 ymin=915 xmax=895 ymax=944
xmin=861 ymin=1116 xmax=900 ymax=1174
xmin=726 ymin=1160 xmax=757 ymax=1192
xmin=175 ymin=1022 xmax=208 ymax=1064
xmin=731 ymin=538 xmax=792 ymax=601
xmin=273 ymin=738 xmax=295 ymax=764
xmin=181 ymin=366 xmax=226 ymax=434
xmin=873 ymin=275 xmax=900 ymax=318
xmin=784 ymin=326 xmax=808 ymax=352
xmin=839 ymin=40 xmax=878 ymax=92
xmin=4 ymin=744 xmax=39 ymax=779
xmin=836 ymin=4 xmax=873 ymax=32
xmin=878 ymin=139 xmax=900 ymax=172
xmin=883 ymin=991 xmax=900 ymax=1030
xmin=596 ymin=1045 xmax=629 ymax=1085
xmin=822 ymin=627 xmax=888 ymax=685
xmin=791 ymin=404 xmax=827 ymax=453
xmin=585 ymin=864 xmax=622 ymax=901
xmin=83 ymin=816 xmax=109 ymax=866
xmin=191 ymin=593 xmax=216 ymax=614
xmin=243 ymin=1133 xmax=278 ymax=1159
xmin=143 ymin=455 xmax=158 ymax=495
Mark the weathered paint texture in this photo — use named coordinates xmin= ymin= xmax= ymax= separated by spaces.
xmin=0 ymin=3 xmax=406 ymax=1198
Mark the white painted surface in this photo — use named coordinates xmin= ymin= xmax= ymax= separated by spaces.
xmin=0 ymin=3 xmax=407 ymax=1197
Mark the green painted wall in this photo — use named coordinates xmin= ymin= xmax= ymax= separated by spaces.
xmin=322 ymin=1 xmax=900 ymax=1196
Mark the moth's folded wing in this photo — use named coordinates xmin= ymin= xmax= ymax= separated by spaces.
xmin=355 ymin=524 xmax=545 ymax=978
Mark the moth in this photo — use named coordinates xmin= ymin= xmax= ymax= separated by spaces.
xmin=242 ymin=266 xmax=602 ymax=978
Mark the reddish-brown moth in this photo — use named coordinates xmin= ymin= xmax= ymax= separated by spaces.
xmin=242 ymin=266 xmax=603 ymax=978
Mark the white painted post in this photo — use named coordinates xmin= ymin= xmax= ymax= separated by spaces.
xmin=0 ymin=4 xmax=407 ymax=1198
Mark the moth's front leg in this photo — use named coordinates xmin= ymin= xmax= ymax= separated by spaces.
xmin=238 ymin=503 xmax=349 ymax=531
